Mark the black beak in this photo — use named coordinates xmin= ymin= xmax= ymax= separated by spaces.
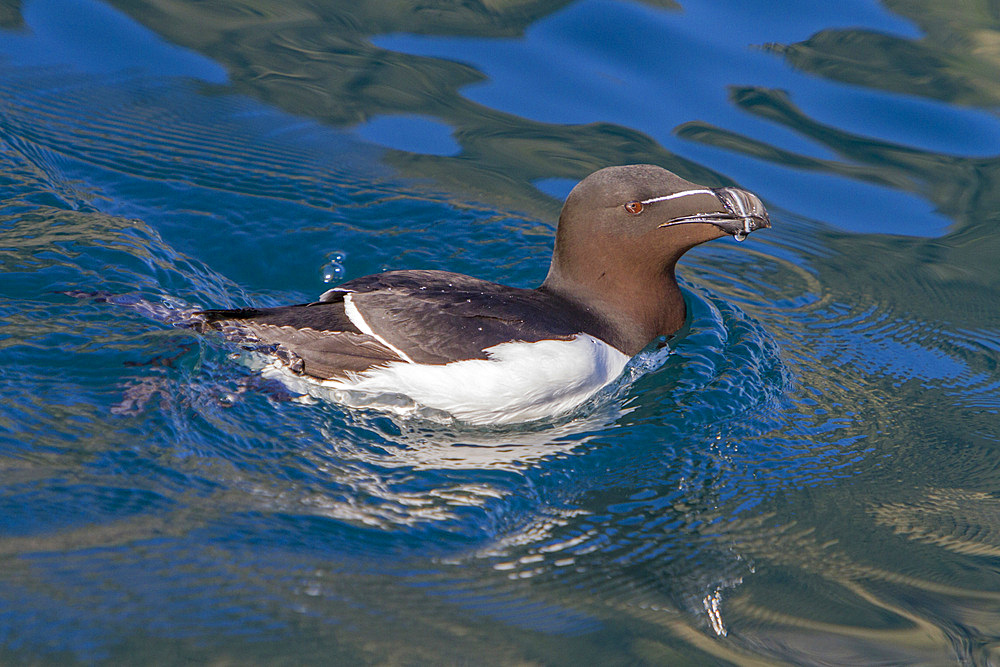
xmin=658 ymin=187 xmax=770 ymax=238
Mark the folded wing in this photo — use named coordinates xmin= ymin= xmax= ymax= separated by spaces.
xmin=198 ymin=270 xmax=591 ymax=379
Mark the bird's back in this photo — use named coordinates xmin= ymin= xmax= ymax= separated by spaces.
xmin=199 ymin=270 xmax=605 ymax=380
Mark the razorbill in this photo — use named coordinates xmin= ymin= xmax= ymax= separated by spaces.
xmin=198 ymin=164 xmax=770 ymax=424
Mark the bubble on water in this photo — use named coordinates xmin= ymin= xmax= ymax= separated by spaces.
xmin=321 ymin=262 xmax=345 ymax=283
xmin=320 ymin=250 xmax=348 ymax=282
xmin=703 ymin=588 xmax=728 ymax=637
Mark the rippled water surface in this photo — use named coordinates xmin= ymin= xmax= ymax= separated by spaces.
xmin=3 ymin=0 xmax=1000 ymax=663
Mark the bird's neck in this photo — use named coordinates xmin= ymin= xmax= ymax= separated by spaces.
xmin=539 ymin=263 xmax=686 ymax=356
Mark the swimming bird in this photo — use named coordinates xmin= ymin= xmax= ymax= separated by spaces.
xmin=198 ymin=164 xmax=769 ymax=424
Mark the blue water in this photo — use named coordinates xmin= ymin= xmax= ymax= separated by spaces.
xmin=2 ymin=0 xmax=1000 ymax=663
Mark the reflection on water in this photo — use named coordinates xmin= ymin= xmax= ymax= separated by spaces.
xmin=103 ymin=0 xmax=727 ymax=218
xmin=2 ymin=0 xmax=1000 ymax=663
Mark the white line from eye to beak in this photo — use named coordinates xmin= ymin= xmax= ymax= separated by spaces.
xmin=639 ymin=188 xmax=715 ymax=205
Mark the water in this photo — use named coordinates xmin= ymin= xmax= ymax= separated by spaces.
xmin=2 ymin=0 xmax=999 ymax=663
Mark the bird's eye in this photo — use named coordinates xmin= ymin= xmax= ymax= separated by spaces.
xmin=624 ymin=200 xmax=643 ymax=215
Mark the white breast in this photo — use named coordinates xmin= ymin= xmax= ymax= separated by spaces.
xmin=262 ymin=334 xmax=631 ymax=425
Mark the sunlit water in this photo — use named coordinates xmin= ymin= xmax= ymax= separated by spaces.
xmin=2 ymin=0 xmax=1000 ymax=663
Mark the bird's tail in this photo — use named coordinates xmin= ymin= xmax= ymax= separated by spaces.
xmin=197 ymin=307 xmax=270 ymax=324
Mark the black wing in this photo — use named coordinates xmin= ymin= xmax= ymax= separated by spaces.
xmin=341 ymin=271 xmax=590 ymax=364
xmin=198 ymin=270 xmax=601 ymax=379
xmin=198 ymin=290 xmax=405 ymax=377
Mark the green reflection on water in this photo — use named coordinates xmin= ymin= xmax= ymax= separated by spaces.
xmin=0 ymin=0 xmax=22 ymax=30
xmin=102 ymin=0 xmax=717 ymax=221
xmin=779 ymin=0 xmax=1000 ymax=107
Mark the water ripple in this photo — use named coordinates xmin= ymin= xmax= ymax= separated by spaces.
xmin=3 ymin=27 xmax=1000 ymax=662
